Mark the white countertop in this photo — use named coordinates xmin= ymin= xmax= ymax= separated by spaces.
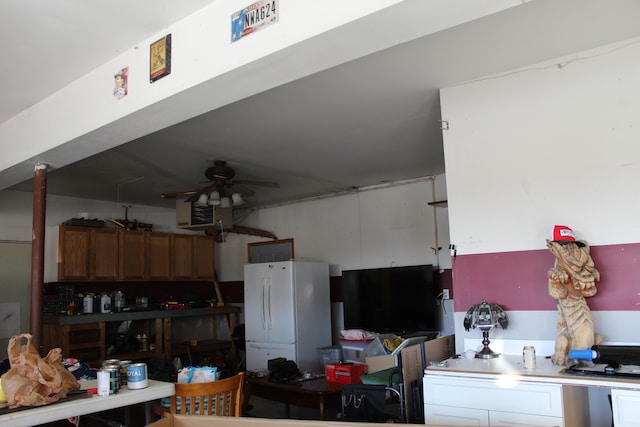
xmin=425 ymin=354 xmax=640 ymax=390
xmin=0 ymin=379 xmax=174 ymax=427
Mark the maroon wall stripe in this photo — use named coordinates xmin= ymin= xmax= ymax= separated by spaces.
xmin=452 ymin=243 xmax=640 ymax=312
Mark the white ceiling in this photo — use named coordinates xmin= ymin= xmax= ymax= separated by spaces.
xmin=4 ymin=0 xmax=640 ymax=211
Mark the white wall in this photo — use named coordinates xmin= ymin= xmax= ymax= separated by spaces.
xmin=442 ymin=36 xmax=640 ymax=256
xmin=218 ymin=177 xmax=450 ymax=280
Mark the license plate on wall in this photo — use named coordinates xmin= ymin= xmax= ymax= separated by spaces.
xmin=231 ymin=0 xmax=279 ymax=43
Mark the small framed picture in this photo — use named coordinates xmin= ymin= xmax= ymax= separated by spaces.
xmin=150 ymin=34 xmax=171 ymax=83
xmin=113 ymin=67 xmax=128 ymax=100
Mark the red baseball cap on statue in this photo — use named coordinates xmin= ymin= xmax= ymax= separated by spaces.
xmin=552 ymin=225 xmax=585 ymax=246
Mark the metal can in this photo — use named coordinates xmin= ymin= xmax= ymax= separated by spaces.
xmin=102 ymin=359 xmax=120 ymax=368
xmin=83 ymin=295 xmax=93 ymax=314
xmin=119 ymin=360 xmax=131 ymax=388
xmin=523 ymin=345 xmax=536 ymax=370
xmin=97 ymin=370 xmax=110 ymax=396
xmin=101 ymin=367 xmax=120 ymax=394
xmin=127 ymin=362 xmax=148 ymax=390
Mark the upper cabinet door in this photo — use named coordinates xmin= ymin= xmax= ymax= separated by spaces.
xmin=58 ymin=226 xmax=90 ymax=281
xmin=119 ymin=231 xmax=147 ymax=280
xmin=147 ymin=232 xmax=172 ymax=280
xmin=173 ymin=234 xmax=194 ymax=279
xmin=194 ymin=235 xmax=215 ymax=280
xmin=91 ymin=229 xmax=119 ymax=280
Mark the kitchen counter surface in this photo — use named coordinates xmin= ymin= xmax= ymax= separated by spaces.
xmin=425 ymin=354 xmax=640 ymax=390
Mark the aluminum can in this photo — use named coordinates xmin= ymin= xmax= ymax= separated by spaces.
xmin=101 ymin=367 xmax=120 ymax=394
xmin=523 ymin=345 xmax=536 ymax=370
xmin=102 ymin=359 xmax=120 ymax=368
xmin=119 ymin=360 xmax=131 ymax=388
xmin=97 ymin=370 xmax=110 ymax=396
xmin=127 ymin=362 xmax=148 ymax=389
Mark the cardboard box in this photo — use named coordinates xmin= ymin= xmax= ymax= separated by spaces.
xmin=147 ymin=414 xmax=389 ymax=427
xmin=325 ymin=362 xmax=366 ymax=384
xmin=363 ymin=335 xmax=455 ymax=423
xmin=365 ymin=334 xmax=454 ymax=374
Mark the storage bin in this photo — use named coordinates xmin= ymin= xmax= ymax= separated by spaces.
xmin=317 ymin=346 xmax=342 ymax=368
xmin=326 ymin=362 xmax=366 ymax=384
xmin=340 ymin=339 xmax=373 ymax=364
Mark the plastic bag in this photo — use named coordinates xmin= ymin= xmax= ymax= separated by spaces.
xmin=177 ymin=366 xmax=217 ymax=383
xmin=0 ymin=334 xmax=80 ymax=408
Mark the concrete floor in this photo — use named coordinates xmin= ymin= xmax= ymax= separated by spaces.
xmin=244 ymin=395 xmax=342 ymax=421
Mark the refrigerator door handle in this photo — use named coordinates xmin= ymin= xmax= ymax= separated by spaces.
xmin=266 ymin=278 xmax=272 ymax=330
xmin=261 ymin=278 xmax=267 ymax=330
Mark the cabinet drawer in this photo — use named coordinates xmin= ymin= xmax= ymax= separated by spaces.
xmin=425 ymin=404 xmax=488 ymax=426
xmin=424 ymin=376 xmax=563 ymax=417
xmin=490 ymin=410 xmax=563 ymax=427
xmin=612 ymin=389 xmax=640 ymax=427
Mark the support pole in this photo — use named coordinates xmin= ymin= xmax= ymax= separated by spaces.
xmin=30 ymin=162 xmax=48 ymax=351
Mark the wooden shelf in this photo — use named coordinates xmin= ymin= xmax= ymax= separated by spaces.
xmin=171 ymin=339 xmax=234 ymax=357
xmin=43 ymin=307 xmax=240 ymax=367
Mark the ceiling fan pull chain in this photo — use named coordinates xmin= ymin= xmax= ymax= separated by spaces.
xmin=219 ymin=218 xmax=225 ymax=242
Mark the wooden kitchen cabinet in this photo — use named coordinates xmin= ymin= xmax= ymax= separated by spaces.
xmin=46 ymin=226 xmax=215 ymax=282
xmin=173 ymin=234 xmax=195 ymax=279
xmin=57 ymin=226 xmax=90 ymax=280
xmin=194 ymin=235 xmax=215 ymax=279
xmin=146 ymin=232 xmax=172 ymax=280
xmin=91 ymin=228 xmax=119 ymax=280
xmin=46 ymin=226 xmax=119 ymax=281
xmin=119 ymin=230 xmax=147 ymax=280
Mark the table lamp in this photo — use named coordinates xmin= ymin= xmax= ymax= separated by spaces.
xmin=463 ymin=299 xmax=508 ymax=359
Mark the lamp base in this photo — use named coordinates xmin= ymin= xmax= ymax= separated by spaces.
xmin=475 ymin=346 xmax=500 ymax=359
xmin=475 ymin=329 xmax=500 ymax=359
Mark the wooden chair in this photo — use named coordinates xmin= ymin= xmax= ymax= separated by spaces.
xmin=152 ymin=372 xmax=245 ymax=418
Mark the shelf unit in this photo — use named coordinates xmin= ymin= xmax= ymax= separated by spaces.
xmin=42 ymin=306 xmax=239 ymax=368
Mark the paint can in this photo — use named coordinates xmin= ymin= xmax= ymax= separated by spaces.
xmin=102 ymin=359 xmax=120 ymax=368
xmin=127 ymin=362 xmax=148 ymax=389
xmin=97 ymin=370 xmax=110 ymax=397
xmin=119 ymin=360 xmax=131 ymax=388
xmin=523 ymin=346 xmax=536 ymax=370
xmin=101 ymin=367 xmax=120 ymax=394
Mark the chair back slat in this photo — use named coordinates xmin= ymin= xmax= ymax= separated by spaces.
xmin=170 ymin=372 xmax=244 ymax=417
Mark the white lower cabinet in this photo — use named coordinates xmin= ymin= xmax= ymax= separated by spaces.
xmin=424 ymin=376 xmax=588 ymax=427
xmin=612 ymin=389 xmax=640 ymax=427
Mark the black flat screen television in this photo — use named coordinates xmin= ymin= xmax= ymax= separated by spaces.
xmin=342 ymin=264 xmax=439 ymax=334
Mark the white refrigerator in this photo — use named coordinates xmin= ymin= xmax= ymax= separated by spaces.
xmin=244 ymin=260 xmax=332 ymax=372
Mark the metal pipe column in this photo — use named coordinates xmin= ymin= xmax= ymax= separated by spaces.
xmin=30 ymin=162 xmax=48 ymax=351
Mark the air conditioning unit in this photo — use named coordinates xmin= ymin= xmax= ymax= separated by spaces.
xmin=176 ymin=199 xmax=233 ymax=230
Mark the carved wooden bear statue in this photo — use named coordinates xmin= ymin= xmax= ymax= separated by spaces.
xmin=547 ymin=236 xmax=603 ymax=365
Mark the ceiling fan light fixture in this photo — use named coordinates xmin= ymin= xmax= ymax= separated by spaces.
xmin=208 ymin=191 xmax=221 ymax=206
xmin=220 ymin=197 xmax=232 ymax=208
xmin=195 ymin=193 xmax=209 ymax=206
xmin=232 ymin=192 xmax=244 ymax=206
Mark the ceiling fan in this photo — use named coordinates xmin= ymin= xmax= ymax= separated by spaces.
xmin=161 ymin=160 xmax=280 ymax=207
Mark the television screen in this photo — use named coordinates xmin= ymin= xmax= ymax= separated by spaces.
xmin=342 ymin=264 xmax=439 ymax=334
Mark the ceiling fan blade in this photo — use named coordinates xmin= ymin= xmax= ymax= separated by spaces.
xmin=234 ymin=179 xmax=280 ymax=188
xmin=160 ymin=190 xmax=197 ymax=199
